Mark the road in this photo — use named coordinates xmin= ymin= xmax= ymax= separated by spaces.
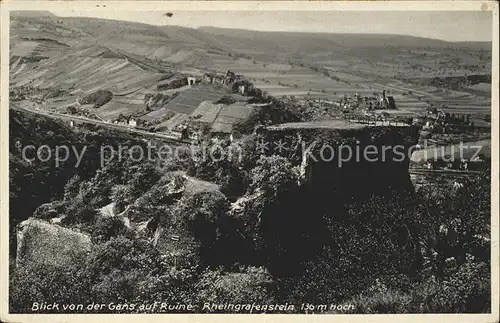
xmin=409 ymin=167 xmax=483 ymax=187
xmin=410 ymin=139 xmax=491 ymax=162
xmin=372 ymin=82 xmax=436 ymax=98
xmin=409 ymin=168 xmax=481 ymax=176
xmin=10 ymin=103 xmax=192 ymax=145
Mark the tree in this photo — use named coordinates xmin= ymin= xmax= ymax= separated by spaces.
xmin=416 ymin=171 xmax=490 ymax=280
xmin=175 ymin=189 xmax=230 ymax=262
xmin=283 ymin=191 xmax=421 ymax=303
xmin=249 ymin=155 xmax=299 ymax=202
xmin=234 ymin=99 xmax=303 ymax=134
xmin=111 ymin=184 xmax=134 ymax=213
xmin=188 ymin=140 xmax=248 ymax=198
xmin=93 ymin=216 xmax=128 ymax=243
xmin=63 ymin=174 xmax=81 ymax=201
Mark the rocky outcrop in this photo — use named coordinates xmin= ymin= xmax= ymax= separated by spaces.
xmin=265 ymin=121 xmax=420 ymax=201
xmin=102 ymin=171 xmax=227 ymax=268
xmin=151 ymin=174 xmax=227 ymax=267
xmin=16 ymin=218 xmax=92 ymax=268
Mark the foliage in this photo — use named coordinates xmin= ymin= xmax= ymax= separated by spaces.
xmin=215 ymin=95 xmax=236 ymax=105
xmin=415 ymin=172 xmax=490 ymax=280
xmin=78 ymin=89 xmax=113 ymax=108
xmin=93 ymin=216 xmax=128 ymax=243
xmin=9 ymin=110 xmax=146 ymax=246
xmin=10 ymin=261 xmax=93 ymax=312
xmin=234 ymin=98 xmax=303 ymax=133
xmin=347 ymin=254 xmax=490 ymax=313
xmin=9 ymin=108 xmax=491 ymax=314
xmin=136 ymin=267 xmax=196 ymax=306
xmin=347 ymin=283 xmax=413 ymax=314
xmin=249 ymin=155 xmax=300 ymax=202
xmin=63 ymin=174 xmax=81 ymax=201
xmin=187 ymin=140 xmax=248 ymax=198
xmin=174 ymin=189 xmax=230 ymax=263
xmin=416 ymin=255 xmax=490 ymax=313
xmin=195 ymin=266 xmax=276 ymax=307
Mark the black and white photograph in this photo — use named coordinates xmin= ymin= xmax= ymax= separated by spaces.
xmin=0 ymin=1 xmax=498 ymax=320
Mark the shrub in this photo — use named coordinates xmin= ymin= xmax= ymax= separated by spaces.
xmin=78 ymin=90 xmax=113 ymax=108
xmin=92 ymin=216 xmax=128 ymax=243
xmin=347 ymin=287 xmax=412 ymax=314
xmin=10 ymin=262 xmax=93 ymax=313
xmin=415 ymin=256 xmax=490 ymax=313
xmin=196 ymin=266 xmax=276 ymax=309
xmin=234 ymin=99 xmax=303 ymax=134
xmin=216 ymin=96 xmax=236 ymax=105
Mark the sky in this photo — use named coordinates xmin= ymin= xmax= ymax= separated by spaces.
xmin=52 ymin=10 xmax=492 ymax=42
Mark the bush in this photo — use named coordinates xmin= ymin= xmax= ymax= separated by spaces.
xmin=216 ymin=96 xmax=236 ymax=105
xmin=249 ymin=155 xmax=299 ymax=202
xmin=78 ymin=90 xmax=113 ymax=108
xmin=196 ymin=266 xmax=276 ymax=309
xmin=136 ymin=267 xmax=196 ymax=307
xmin=10 ymin=262 xmax=93 ymax=313
xmin=234 ymin=99 xmax=303 ymax=134
xmin=92 ymin=216 xmax=128 ymax=243
xmin=415 ymin=256 xmax=490 ymax=313
xmin=347 ymin=287 xmax=412 ymax=314
xmin=416 ymin=171 xmax=491 ymax=280
xmin=32 ymin=200 xmax=66 ymax=220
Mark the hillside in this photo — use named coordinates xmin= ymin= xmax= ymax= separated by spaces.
xmin=9 ymin=107 xmax=491 ymax=313
xmin=8 ymin=11 xmax=493 ymax=315
xmin=10 ymin=13 xmax=492 ymax=122
xmin=11 ymin=14 xmax=491 ymax=63
xmin=197 ymin=26 xmax=456 ymax=51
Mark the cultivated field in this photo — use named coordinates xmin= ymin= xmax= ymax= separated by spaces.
xmin=162 ymin=84 xmax=229 ymax=114
xmin=9 ymin=12 xmax=492 ymax=129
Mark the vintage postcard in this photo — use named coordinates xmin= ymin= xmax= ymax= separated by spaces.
xmin=0 ymin=1 xmax=498 ymax=323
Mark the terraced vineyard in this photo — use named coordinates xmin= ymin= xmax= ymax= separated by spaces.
xmin=162 ymin=85 xmax=229 ymax=114
xmin=10 ymin=11 xmax=492 ymax=130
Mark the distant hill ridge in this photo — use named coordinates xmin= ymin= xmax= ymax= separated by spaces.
xmin=11 ymin=13 xmax=491 ymax=52
xmin=11 ymin=11 xmax=57 ymax=18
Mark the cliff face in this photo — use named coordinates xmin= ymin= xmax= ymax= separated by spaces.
xmin=251 ymin=121 xmax=420 ymax=273
xmin=264 ymin=121 xmax=420 ymax=202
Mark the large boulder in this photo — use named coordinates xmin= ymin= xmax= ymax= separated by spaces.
xmin=16 ymin=218 xmax=92 ymax=268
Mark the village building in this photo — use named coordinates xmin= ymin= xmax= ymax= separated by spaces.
xmin=202 ymin=70 xmax=237 ymax=85
xmin=170 ymin=128 xmax=184 ymax=139
xmin=165 ymin=123 xmax=189 ymax=140
xmin=187 ymin=77 xmax=197 ymax=86
xmin=128 ymin=118 xmax=138 ymax=127
xmin=213 ymin=75 xmax=225 ymax=84
xmin=224 ymin=70 xmax=236 ymax=85
xmin=386 ymin=96 xmax=397 ymax=109
xmin=189 ymin=130 xmax=202 ymax=142
xmin=202 ymin=73 xmax=215 ymax=84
